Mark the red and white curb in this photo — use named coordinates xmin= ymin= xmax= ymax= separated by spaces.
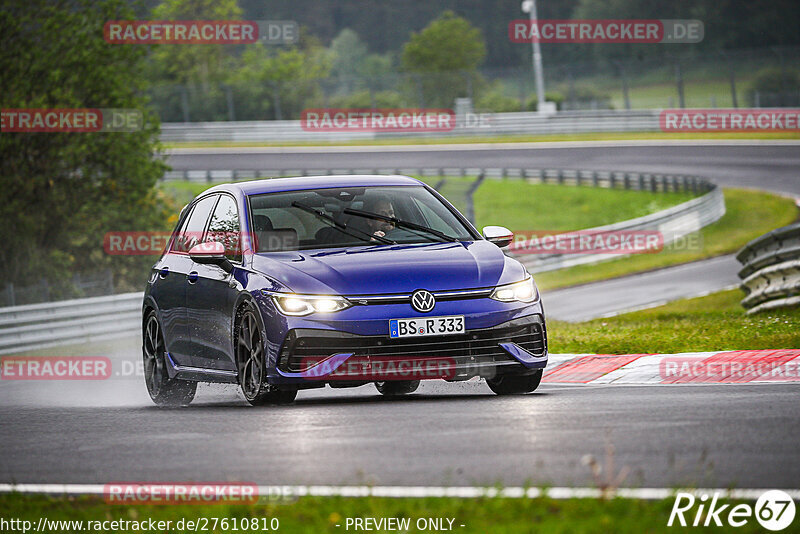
xmin=544 ymin=349 xmax=800 ymax=385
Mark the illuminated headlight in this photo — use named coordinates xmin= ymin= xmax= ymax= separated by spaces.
xmin=489 ymin=278 xmax=539 ymax=303
xmin=268 ymin=293 xmax=352 ymax=316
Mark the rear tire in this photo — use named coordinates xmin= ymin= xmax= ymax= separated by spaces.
xmin=143 ymin=311 xmax=196 ymax=407
xmin=236 ymin=302 xmax=297 ymax=406
xmin=486 ymin=370 xmax=542 ymax=395
xmin=375 ymin=380 xmax=420 ymax=396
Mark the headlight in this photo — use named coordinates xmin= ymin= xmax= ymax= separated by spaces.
xmin=489 ymin=278 xmax=539 ymax=303
xmin=268 ymin=292 xmax=352 ymax=316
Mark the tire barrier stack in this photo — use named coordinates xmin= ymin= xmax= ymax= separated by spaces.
xmin=736 ymin=222 xmax=800 ymax=314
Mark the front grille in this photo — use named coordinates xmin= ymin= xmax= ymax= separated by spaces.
xmin=280 ymin=316 xmax=546 ymax=373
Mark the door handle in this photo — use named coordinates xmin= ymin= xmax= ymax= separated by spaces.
xmin=188 ymin=271 xmax=199 ymax=284
xmin=159 ymin=267 xmax=169 ymax=279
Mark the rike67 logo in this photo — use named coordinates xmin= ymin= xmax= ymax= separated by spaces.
xmin=668 ymin=490 xmax=796 ymax=531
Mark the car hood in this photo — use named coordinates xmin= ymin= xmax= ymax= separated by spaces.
xmin=250 ymin=241 xmax=527 ymax=295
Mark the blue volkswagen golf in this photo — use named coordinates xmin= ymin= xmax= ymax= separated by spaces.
xmin=142 ymin=175 xmax=547 ymax=406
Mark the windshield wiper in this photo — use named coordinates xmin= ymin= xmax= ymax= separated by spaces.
xmin=291 ymin=201 xmax=395 ymax=245
xmin=343 ymin=208 xmax=459 ymax=242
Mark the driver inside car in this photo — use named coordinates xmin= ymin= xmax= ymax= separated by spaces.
xmin=363 ymin=196 xmax=396 ymax=240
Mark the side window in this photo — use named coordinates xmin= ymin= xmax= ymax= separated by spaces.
xmin=171 ymin=195 xmax=218 ymax=252
xmin=206 ymin=195 xmax=241 ymax=262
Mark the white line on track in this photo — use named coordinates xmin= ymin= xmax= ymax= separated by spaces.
xmin=1 ymin=484 xmax=798 ymax=501
xmin=165 ymin=139 xmax=800 ymax=155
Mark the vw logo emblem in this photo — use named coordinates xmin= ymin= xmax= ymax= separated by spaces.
xmin=410 ymin=289 xmax=436 ymax=313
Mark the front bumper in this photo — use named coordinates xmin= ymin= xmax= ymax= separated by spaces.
xmin=271 ymin=314 xmax=547 ymax=385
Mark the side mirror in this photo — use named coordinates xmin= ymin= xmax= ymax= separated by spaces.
xmin=188 ymin=241 xmax=233 ymax=273
xmin=482 ymin=226 xmax=514 ymax=248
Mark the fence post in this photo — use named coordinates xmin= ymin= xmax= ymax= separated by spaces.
xmin=464 ymin=172 xmax=486 ymax=226
xmin=619 ymin=61 xmax=631 ymax=110
xmin=675 ymin=61 xmax=685 ymax=109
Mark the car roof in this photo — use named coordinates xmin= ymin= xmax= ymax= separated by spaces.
xmin=202 ymin=175 xmax=425 ymax=197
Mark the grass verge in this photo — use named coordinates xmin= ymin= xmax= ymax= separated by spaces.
xmin=534 ymin=188 xmax=799 ymax=290
xmin=0 ymin=493 xmax=780 ymax=534
xmin=548 ymin=289 xmax=800 ymax=354
xmin=162 ymin=130 xmax=800 ymax=149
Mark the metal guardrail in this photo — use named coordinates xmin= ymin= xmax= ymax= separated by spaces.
xmin=0 ymin=292 xmax=142 ymax=355
xmin=736 ymin=222 xmax=800 ymax=314
xmin=162 ymin=166 xmax=713 ymax=194
xmin=517 ymin=185 xmax=725 ymax=273
xmin=160 ymin=110 xmax=663 ymax=143
xmin=2 ymin=168 xmax=723 ymax=354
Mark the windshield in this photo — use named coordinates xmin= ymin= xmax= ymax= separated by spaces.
xmin=248 ymin=185 xmax=475 ymax=252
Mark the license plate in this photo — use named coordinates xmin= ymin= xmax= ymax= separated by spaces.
xmin=389 ymin=315 xmax=465 ymax=338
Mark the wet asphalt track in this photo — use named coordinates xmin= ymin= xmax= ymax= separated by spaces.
xmin=0 ymin=353 xmax=799 ymax=489
xmin=1 ymin=142 xmax=798 ymax=490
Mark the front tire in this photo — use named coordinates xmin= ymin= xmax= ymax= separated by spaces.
xmin=142 ymin=311 xmax=196 ymax=407
xmin=486 ymin=370 xmax=542 ymax=395
xmin=375 ymin=380 xmax=420 ymax=396
xmin=236 ymin=302 xmax=297 ymax=406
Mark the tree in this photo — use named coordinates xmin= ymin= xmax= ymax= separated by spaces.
xmin=150 ymin=0 xmax=243 ymax=89
xmin=232 ymin=31 xmax=331 ymax=120
xmin=401 ymin=11 xmax=486 ymax=107
xmin=330 ymin=29 xmax=369 ymax=91
xmin=0 ymin=0 xmax=171 ymax=294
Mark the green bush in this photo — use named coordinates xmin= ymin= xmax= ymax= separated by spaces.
xmin=475 ymin=85 xmax=522 ymax=112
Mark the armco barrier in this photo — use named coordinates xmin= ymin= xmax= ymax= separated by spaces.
xmin=0 ymin=292 xmax=142 ymax=355
xmin=515 ymin=184 xmax=724 ymax=273
xmin=736 ymin=222 xmax=800 ymax=314
xmin=160 ymin=110 xmax=662 ymax=143
xmin=1 ymin=169 xmax=723 ymax=354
